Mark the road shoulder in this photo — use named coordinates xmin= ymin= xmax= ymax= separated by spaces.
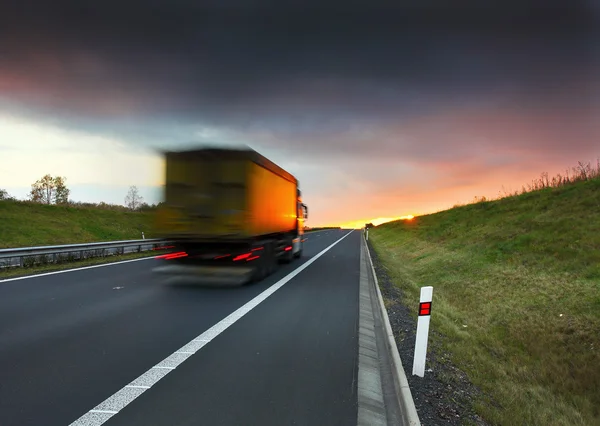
xmin=358 ymin=236 xmax=418 ymax=425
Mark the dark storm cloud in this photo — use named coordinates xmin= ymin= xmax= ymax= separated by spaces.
xmin=1 ymin=0 xmax=598 ymax=160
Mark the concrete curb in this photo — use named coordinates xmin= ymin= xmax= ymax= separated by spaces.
xmin=363 ymin=233 xmax=421 ymax=426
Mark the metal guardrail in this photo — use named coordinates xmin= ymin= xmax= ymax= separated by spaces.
xmin=0 ymin=239 xmax=172 ymax=269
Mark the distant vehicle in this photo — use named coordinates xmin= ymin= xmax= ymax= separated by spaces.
xmin=153 ymin=146 xmax=308 ymax=285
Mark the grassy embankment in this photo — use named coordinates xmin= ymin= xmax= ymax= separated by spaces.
xmin=0 ymin=200 xmax=156 ymax=248
xmin=0 ymin=201 xmax=161 ymax=278
xmin=370 ymin=166 xmax=600 ymax=425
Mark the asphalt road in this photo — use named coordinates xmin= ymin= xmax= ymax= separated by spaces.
xmin=0 ymin=229 xmax=364 ymax=426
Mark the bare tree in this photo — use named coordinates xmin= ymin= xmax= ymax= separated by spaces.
xmin=0 ymin=188 xmax=14 ymax=201
xmin=29 ymin=174 xmax=70 ymax=204
xmin=125 ymin=185 xmax=144 ymax=210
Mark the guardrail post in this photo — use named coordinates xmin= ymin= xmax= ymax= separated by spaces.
xmin=413 ymin=286 xmax=433 ymax=377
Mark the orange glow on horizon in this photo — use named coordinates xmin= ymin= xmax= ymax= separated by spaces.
xmin=336 ymin=215 xmax=415 ymax=229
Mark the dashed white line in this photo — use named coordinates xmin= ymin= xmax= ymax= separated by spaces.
xmin=68 ymin=231 xmax=353 ymax=426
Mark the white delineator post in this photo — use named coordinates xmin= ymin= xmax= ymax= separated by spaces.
xmin=366 ymin=229 xmax=369 ymax=241
xmin=412 ymin=286 xmax=433 ymax=377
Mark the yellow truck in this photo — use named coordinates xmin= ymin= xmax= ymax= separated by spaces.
xmin=153 ymin=146 xmax=308 ymax=285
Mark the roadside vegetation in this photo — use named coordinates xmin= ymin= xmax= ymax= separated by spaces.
xmin=305 ymin=226 xmax=342 ymax=232
xmin=0 ymin=199 xmax=157 ymax=248
xmin=369 ymin=159 xmax=600 ymax=425
xmin=0 ymin=174 xmax=159 ymax=248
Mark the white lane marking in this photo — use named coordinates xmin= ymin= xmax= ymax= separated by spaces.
xmin=0 ymin=257 xmax=155 ymax=283
xmin=89 ymin=410 xmax=118 ymax=414
xmin=68 ymin=230 xmax=353 ymax=426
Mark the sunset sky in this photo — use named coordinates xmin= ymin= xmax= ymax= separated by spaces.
xmin=1 ymin=1 xmax=598 ymax=227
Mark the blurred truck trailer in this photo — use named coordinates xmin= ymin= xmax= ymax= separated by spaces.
xmin=153 ymin=146 xmax=308 ymax=285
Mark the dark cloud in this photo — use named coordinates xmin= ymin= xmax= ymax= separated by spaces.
xmin=2 ymin=1 xmax=597 ymax=116
xmin=1 ymin=1 xmax=599 ymax=186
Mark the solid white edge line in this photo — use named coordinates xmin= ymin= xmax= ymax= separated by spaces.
xmin=0 ymin=256 xmax=155 ymax=283
xmin=68 ymin=230 xmax=354 ymax=426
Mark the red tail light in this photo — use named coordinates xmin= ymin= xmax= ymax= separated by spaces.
xmin=233 ymin=252 xmax=252 ymax=261
xmin=246 ymin=255 xmax=260 ymax=261
xmin=284 ymin=246 xmax=292 ymax=252
xmin=156 ymin=251 xmax=188 ymax=260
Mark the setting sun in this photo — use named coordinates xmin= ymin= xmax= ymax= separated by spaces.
xmin=338 ymin=215 xmax=415 ymax=229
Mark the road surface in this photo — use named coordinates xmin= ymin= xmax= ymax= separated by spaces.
xmin=0 ymin=230 xmax=399 ymax=426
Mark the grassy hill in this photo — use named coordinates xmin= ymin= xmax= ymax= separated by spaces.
xmin=0 ymin=200 xmax=156 ymax=248
xmin=369 ymin=175 xmax=600 ymax=425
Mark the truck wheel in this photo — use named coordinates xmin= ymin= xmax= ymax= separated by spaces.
xmin=265 ymin=243 xmax=278 ymax=275
xmin=250 ymin=243 xmax=276 ymax=283
xmin=293 ymin=241 xmax=303 ymax=259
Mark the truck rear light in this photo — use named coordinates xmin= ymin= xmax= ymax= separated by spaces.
xmin=156 ymin=251 xmax=188 ymax=260
xmin=166 ymin=252 xmax=188 ymax=260
xmin=284 ymin=246 xmax=292 ymax=252
xmin=233 ymin=252 xmax=252 ymax=261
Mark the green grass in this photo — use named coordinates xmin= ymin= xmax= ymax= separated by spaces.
xmin=370 ymin=177 xmax=600 ymax=426
xmin=0 ymin=200 xmax=156 ymax=248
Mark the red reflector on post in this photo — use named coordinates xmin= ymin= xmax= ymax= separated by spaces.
xmin=419 ymin=302 xmax=432 ymax=316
